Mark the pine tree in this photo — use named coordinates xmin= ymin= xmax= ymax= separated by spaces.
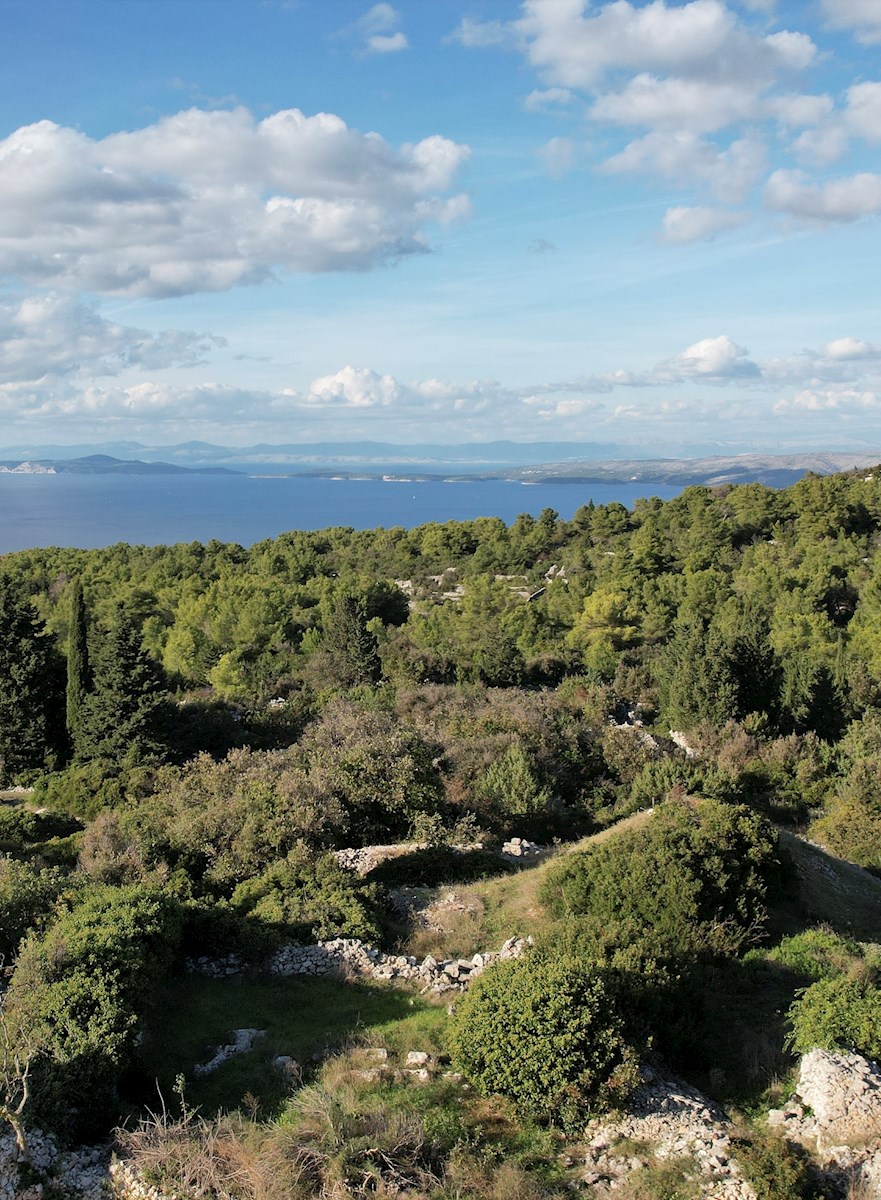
xmin=321 ymin=594 xmax=382 ymax=687
xmin=0 ymin=579 xmax=55 ymax=782
xmin=75 ymin=609 xmax=167 ymax=764
xmin=65 ymin=580 xmax=89 ymax=752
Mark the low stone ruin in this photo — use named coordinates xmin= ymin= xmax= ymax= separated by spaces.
xmin=265 ymin=934 xmax=532 ymax=992
xmin=578 ymin=1064 xmax=758 ymax=1198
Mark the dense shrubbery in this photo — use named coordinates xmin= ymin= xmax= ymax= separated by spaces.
xmin=788 ymin=974 xmax=881 ymax=1059
xmin=449 ymin=954 xmax=638 ymax=1129
xmin=5 ymin=469 xmax=881 ymax=1160
xmin=540 ymin=799 xmax=782 ymax=957
xmin=4 ymin=884 xmax=182 ymax=1137
xmin=0 ymin=857 xmax=67 ymax=962
xmin=229 ymin=846 xmax=382 ymax=943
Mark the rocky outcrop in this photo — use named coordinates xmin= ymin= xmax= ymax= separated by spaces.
xmin=768 ymin=1048 xmax=881 ymax=1195
xmin=578 ymin=1065 xmax=758 ymax=1199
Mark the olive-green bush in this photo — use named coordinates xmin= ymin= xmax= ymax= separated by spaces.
xmin=4 ymin=883 xmax=182 ymax=1138
xmin=229 ymin=845 xmax=381 ymax=943
xmin=448 ymin=953 xmax=637 ymax=1130
xmin=540 ymin=799 xmax=781 ymax=957
xmin=788 ymin=975 xmax=881 ymax=1059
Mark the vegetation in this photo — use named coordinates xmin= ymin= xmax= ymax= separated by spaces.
xmin=2 ymin=467 xmax=881 ymax=1193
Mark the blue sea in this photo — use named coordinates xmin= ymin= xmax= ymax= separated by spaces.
xmin=0 ymin=473 xmax=682 ymax=553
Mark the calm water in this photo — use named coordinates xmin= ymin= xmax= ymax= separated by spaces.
xmin=0 ymin=474 xmax=682 ymax=553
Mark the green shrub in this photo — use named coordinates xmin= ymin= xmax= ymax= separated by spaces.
xmin=229 ymin=845 xmax=381 ymax=943
xmin=762 ymin=928 xmax=862 ymax=983
xmin=0 ymin=805 xmax=81 ymax=849
xmin=540 ymin=799 xmax=781 ymax=958
xmin=448 ymin=953 xmax=637 ymax=1130
xmin=4 ymin=883 xmax=183 ymax=1138
xmin=733 ymin=1130 xmax=814 ymax=1200
xmin=788 ymin=975 xmax=881 ymax=1059
xmin=0 ymin=857 xmax=66 ymax=962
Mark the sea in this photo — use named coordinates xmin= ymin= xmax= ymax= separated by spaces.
xmin=0 ymin=472 xmax=683 ymax=554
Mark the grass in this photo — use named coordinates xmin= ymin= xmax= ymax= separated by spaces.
xmin=132 ymin=973 xmax=445 ymax=1119
xmin=398 ymin=809 xmax=656 ymax=959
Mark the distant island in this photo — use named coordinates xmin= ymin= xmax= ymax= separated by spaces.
xmin=0 ymin=454 xmax=240 ymax=476
xmin=0 ymin=443 xmax=877 ymax=488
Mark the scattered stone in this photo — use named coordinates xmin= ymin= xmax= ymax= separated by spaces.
xmin=193 ymin=1028 xmax=266 ymax=1077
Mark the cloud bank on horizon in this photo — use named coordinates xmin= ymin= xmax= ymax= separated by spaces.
xmin=0 ymin=0 xmax=880 ymax=452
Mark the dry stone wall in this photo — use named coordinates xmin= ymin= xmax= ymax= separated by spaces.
xmin=188 ymin=934 xmax=533 ymax=993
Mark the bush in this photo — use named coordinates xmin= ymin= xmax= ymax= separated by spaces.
xmin=732 ymin=1130 xmax=814 ymax=1200
xmin=763 ymin=928 xmax=863 ymax=983
xmin=4 ymin=883 xmax=183 ymax=1138
xmin=788 ymin=975 xmax=881 ymax=1059
xmin=229 ymin=846 xmax=382 ymax=943
xmin=540 ymin=799 xmax=782 ymax=958
xmin=448 ymin=953 xmax=637 ymax=1130
xmin=0 ymin=857 xmax=66 ymax=962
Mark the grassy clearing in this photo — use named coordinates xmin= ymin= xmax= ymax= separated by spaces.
xmin=133 ymin=973 xmax=445 ymax=1119
xmin=398 ymin=810 xmax=656 ymax=959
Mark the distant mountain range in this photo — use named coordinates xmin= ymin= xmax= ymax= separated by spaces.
xmin=0 ymin=444 xmax=877 ymax=488
xmin=0 ymin=454 xmax=239 ymax=476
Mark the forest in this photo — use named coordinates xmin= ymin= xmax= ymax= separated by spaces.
xmin=1 ymin=467 xmax=881 ymax=1199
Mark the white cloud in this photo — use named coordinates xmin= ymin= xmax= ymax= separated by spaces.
xmin=843 ymin=81 xmax=881 ymax=143
xmin=775 ymin=387 xmax=879 ymax=412
xmin=0 ymin=107 xmax=469 ymax=297
xmin=350 ymin=4 xmax=409 ymax=53
xmin=523 ymin=87 xmax=574 ymax=111
xmin=825 ymin=336 xmax=881 ymax=361
xmin=0 ymin=292 xmax=221 ymax=384
xmin=448 ymin=17 xmax=515 ymax=48
xmin=366 ymin=31 xmax=408 ymax=53
xmin=765 ymin=168 xmax=881 ymax=222
xmin=791 ymin=82 xmax=881 ymax=166
xmin=603 ymin=131 xmax=765 ymax=200
xmin=537 ymin=136 xmax=575 ymax=178
xmin=654 ymin=335 xmax=761 ymax=381
xmin=661 ymin=205 xmax=747 ymax=242
xmin=821 ymin=0 xmax=881 ymax=44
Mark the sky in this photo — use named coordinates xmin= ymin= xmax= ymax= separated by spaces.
xmin=1 ymin=0 xmax=881 ymax=455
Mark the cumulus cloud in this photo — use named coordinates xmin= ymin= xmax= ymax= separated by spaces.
xmin=7 ymin=327 xmax=881 ymax=438
xmin=661 ymin=205 xmax=748 ymax=242
xmin=764 ymin=168 xmax=881 ymax=222
xmin=651 ymin=335 xmax=761 ymax=382
xmin=603 ymin=132 xmax=765 ymax=201
xmin=821 ymin=0 xmax=881 ymax=44
xmin=454 ymin=0 xmax=865 ymax=242
xmin=775 ymin=387 xmax=879 ymax=413
xmin=792 ymin=81 xmax=881 ymax=166
xmin=0 ymin=107 xmax=469 ymax=297
xmin=0 ymin=292 xmax=221 ymax=384
xmin=514 ymin=0 xmax=814 ymax=90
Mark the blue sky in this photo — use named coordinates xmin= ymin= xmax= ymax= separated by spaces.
xmin=1 ymin=0 xmax=880 ymax=454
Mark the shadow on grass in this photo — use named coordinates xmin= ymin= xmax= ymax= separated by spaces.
xmin=127 ymin=973 xmax=435 ymax=1120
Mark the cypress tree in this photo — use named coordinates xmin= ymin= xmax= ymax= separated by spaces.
xmin=65 ymin=580 xmax=89 ymax=751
